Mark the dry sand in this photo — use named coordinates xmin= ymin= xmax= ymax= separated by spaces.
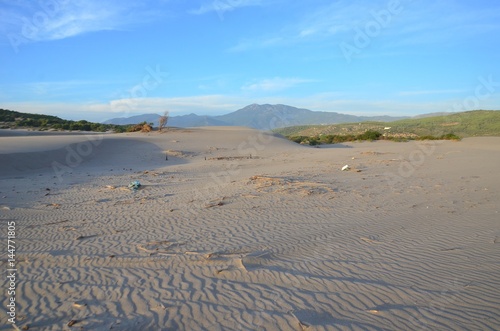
xmin=1 ymin=127 xmax=499 ymax=330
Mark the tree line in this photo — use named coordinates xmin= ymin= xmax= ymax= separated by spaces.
xmin=1 ymin=109 xmax=170 ymax=133
xmin=1 ymin=109 xmax=127 ymax=133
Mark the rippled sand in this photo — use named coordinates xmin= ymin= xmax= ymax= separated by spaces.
xmin=1 ymin=128 xmax=499 ymax=330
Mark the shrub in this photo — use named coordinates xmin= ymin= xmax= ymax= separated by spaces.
xmin=290 ymin=136 xmax=307 ymax=144
xmin=440 ymin=133 xmax=461 ymax=140
xmin=113 ymin=125 xmax=127 ymax=133
xmin=416 ymin=135 xmax=439 ymax=140
xmin=127 ymin=123 xmax=143 ymax=132
xmin=308 ymin=137 xmax=320 ymax=146
xmin=357 ymin=130 xmax=382 ymax=141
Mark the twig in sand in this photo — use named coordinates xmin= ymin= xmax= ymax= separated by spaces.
xmin=360 ymin=237 xmax=382 ymax=244
xmin=67 ymin=320 xmax=78 ymax=327
xmin=290 ymin=312 xmax=310 ymax=331
xmin=75 ymin=234 xmax=97 ymax=240
xmin=207 ymin=155 xmax=257 ymax=161
xmin=27 ymin=219 xmax=69 ymax=228
xmin=204 ymin=198 xmax=226 ymax=208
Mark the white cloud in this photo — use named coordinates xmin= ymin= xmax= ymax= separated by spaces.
xmin=107 ymin=95 xmax=241 ymax=115
xmin=0 ymin=0 xmax=166 ymax=43
xmin=370 ymin=1 xmax=500 ymax=47
xmin=190 ymin=0 xmax=264 ymax=16
xmin=227 ymin=1 xmax=370 ymax=52
xmin=0 ymin=80 xmax=120 ymax=101
xmin=5 ymin=102 xmax=105 ymax=123
xmin=398 ymin=89 xmax=466 ymax=96
xmin=227 ymin=0 xmax=500 ymax=52
xmin=241 ymin=77 xmax=316 ymax=92
xmin=5 ymin=90 xmax=486 ymax=123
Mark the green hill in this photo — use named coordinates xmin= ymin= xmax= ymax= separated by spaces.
xmin=274 ymin=110 xmax=500 ymax=144
xmin=0 ymin=109 xmax=128 ymax=132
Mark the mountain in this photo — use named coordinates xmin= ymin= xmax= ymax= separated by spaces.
xmin=104 ymin=112 xmax=227 ymax=127
xmin=412 ymin=112 xmax=456 ymax=119
xmin=169 ymin=113 xmax=227 ymax=127
xmin=215 ymin=104 xmax=408 ymax=129
xmin=103 ymin=113 xmax=161 ymax=125
xmin=103 ymin=104 xmax=409 ymax=129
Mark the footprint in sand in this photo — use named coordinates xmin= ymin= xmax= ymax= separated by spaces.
xmin=291 ymin=310 xmax=337 ymax=330
xmin=137 ymin=240 xmax=185 ymax=256
xmin=206 ymin=250 xmax=276 ymax=274
xmin=241 ymin=251 xmax=277 ymax=272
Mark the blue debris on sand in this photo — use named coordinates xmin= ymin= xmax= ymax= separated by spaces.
xmin=128 ymin=181 xmax=141 ymax=191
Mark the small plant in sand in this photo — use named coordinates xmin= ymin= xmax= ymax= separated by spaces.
xmin=127 ymin=121 xmax=153 ymax=132
xmin=158 ymin=110 xmax=169 ymax=132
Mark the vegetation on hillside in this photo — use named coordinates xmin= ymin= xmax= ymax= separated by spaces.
xmin=289 ymin=130 xmax=461 ymax=146
xmin=274 ymin=110 xmax=499 ymax=145
xmin=0 ymin=109 xmax=130 ymax=132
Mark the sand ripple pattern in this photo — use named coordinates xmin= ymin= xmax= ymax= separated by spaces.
xmin=1 ymin=132 xmax=499 ymax=330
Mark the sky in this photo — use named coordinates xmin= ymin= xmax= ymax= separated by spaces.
xmin=1 ymin=0 xmax=500 ymax=122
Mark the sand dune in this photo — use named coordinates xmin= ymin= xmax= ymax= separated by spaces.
xmin=1 ymin=128 xmax=499 ymax=330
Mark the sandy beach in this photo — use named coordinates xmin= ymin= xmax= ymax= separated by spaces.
xmin=1 ymin=127 xmax=499 ymax=330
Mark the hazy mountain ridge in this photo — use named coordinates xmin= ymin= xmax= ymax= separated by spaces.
xmin=103 ymin=113 xmax=161 ymax=125
xmin=170 ymin=113 xmax=227 ymax=127
xmin=103 ymin=104 xmax=409 ymax=129
xmin=3 ymin=107 xmax=498 ymax=137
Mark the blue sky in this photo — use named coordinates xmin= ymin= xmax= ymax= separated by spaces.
xmin=1 ymin=0 xmax=499 ymax=122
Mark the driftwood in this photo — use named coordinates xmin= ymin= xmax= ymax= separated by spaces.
xmin=206 ymin=155 xmax=258 ymax=161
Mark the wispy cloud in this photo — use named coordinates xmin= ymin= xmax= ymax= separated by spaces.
xmin=241 ymin=77 xmax=316 ymax=92
xmin=228 ymin=37 xmax=284 ymax=52
xmin=387 ymin=1 xmax=500 ymax=47
xmin=7 ymin=90 xmax=482 ymax=123
xmin=0 ymin=0 xmax=167 ymax=43
xmin=227 ymin=1 xmax=374 ymax=52
xmin=104 ymin=95 xmax=243 ymax=118
xmin=294 ymin=2 xmax=367 ymax=39
xmin=398 ymin=89 xmax=466 ymax=96
xmin=189 ymin=0 xmax=264 ymax=16
xmin=0 ymin=80 xmax=121 ymax=101
xmin=227 ymin=0 xmax=500 ymax=52
xmin=1 ymin=95 xmax=241 ymax=122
